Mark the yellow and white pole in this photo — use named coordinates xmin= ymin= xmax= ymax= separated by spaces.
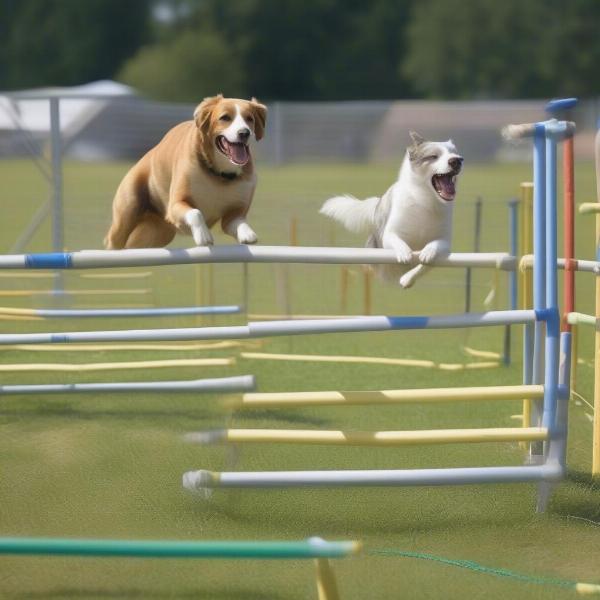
xmin=593 ymin=127 xmax=600 ymax=476
xmin=520 ymin=183 xmax=534 ymax=432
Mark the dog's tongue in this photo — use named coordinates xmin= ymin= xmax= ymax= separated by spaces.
xmin=433 ymin=174 xmax=456 ymax=201
xmin=222 ymin=139 xmax=249 ymax=166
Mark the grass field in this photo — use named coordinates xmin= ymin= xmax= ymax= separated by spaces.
xmin=0 ymin=157 xmax=599 ymax=599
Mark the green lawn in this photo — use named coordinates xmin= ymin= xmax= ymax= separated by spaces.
xmin=0 ymin=157 xmax=599 ymax=599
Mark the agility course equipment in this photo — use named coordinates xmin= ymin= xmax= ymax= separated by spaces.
xmin=517 ymin=100 xmax=600 ymax=475
xmin=0 ymin=305 xmax=240 ymax=318
xmin=0 ymin=117 xmax=572 ymax=507
xmin=181 ymin=118 xmax=569 ymax=504
xmin=0 ymin=536 xmax=360 ymax=600
xmin=0 ymin=374 xmax=254 ymax=396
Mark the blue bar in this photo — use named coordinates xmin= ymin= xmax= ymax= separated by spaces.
xmin=533 ymin=125 xmax=546 ymax=312
xmin=386 ymin=316 xmax=430 ymax=329
xmin=545 ymin=98 xmax=578 ymax=113
xmin=25 ymin=252 xmax=72 ymax=269
xmin=542 ymin=130 xmax=560 ymax=431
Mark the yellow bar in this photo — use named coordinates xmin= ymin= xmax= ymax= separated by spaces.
xmin=0 ymin=358 xmax=234 ymax=372
xmin=236 ymin=385 xmax=544 ymax=409
xmin=462 ymin=346 xmax=501 ymax=360
xmin=0 ymin=272 xmax=55 ymax=279
xmin=571 ymin=322 xmax=579 ymax=399
xmin=363 ymin=268 xmax=372 ymax=315
xmin=0 ymin=289 xmax=151 ymax=297
xmin=241 ymin=351 xmax=500 ymax=371
xmin=315 ymin=558 xmax=341 ymax=600
xmin=576 ymin=582 xmax=600 ymax=595
xmin=79 ymin=272 xmax=152 ymax=279
xmin=594 ymin=209 xmax=600 ymax=476
xmin=218 ymin=427 xmax=548 ymax=446
xmin=290 ymin=216 xmax=298 ymax=246
xmin=594 ymin=128 xmax=600 ymax=477
xmin=520 ymin=183 xmax=534 ymax=438
xmin=579 ymin=203 xmax=600 ymax=215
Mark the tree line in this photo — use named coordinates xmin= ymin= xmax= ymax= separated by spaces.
xmin=1 ymin=0 xmax=599 ymax=101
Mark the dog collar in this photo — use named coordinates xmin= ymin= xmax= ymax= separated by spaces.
xmin=201 ymin=157 xmax=240 ymax=181
xmin=208 ymin=166 xmax=240 ymax=181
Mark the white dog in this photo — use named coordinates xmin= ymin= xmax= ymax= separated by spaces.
xmin=320 ymin=131 xmax=463 ymax=288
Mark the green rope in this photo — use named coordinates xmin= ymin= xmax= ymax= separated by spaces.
xmin=370 ymin=548 xmax=577 ymax=590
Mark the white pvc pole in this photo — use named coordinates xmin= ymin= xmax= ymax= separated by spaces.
xmin=182 ymin=464 xmax=562 ymax=491
xmin=0 ymin=310 xmax=536 ymax=346
xmin=0 ymin=375 xmax=255 ymax=396
xmin=0 ymin=325 xmax=251 ymax=345
xmin=0 ymin=246 xmax=517 ymax=271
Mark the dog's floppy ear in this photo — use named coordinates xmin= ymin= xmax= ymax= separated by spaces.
xmin=193 ymin=94 xmax=223 ymax=141
xmin=409 ymin=130 xmax=425 ymax=146
xmin=250 ymin=97 xmax=267 ymax=141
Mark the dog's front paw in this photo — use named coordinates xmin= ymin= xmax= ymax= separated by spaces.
xmin=237 ymin=223 xmax=258 ymax=245
xmin=185 ymin=209 xmax=214 ymax=246
xmin=419 ymin=242 xmax=448 ymax=264
xmin=394 ymin=247 xmax=413 ymax=264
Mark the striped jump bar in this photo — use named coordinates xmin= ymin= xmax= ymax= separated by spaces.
xmin=186 ymin=427 xmax=548 ymax=447
xmin=0 ymin=310 xmax=539 ymax=346
xmin=0 ymin=245 xmax=517 ymax=271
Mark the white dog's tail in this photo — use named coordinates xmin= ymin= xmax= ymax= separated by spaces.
xmin=319 ymin=195 xmax=378 ymax=234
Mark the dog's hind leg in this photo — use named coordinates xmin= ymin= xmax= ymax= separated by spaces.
xmin=125 ymin=212 xmax=176 ymax=249
xmin=399 ymin=264 xmax=430 ymax=289
xmin=104 ymin=166 xmax=151 ymax=249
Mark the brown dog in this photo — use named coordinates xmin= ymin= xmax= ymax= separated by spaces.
xmin=104 ymin=95 xmax=267 ymax=249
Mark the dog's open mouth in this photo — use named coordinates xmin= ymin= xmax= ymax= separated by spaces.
xmin=431 ymin=173 xmax=457 ymax=201
xmin=216 ymin=136 xmax=249 ymax=166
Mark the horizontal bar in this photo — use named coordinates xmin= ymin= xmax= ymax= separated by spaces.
xmin=567 ymin=312 xmax=598 ymax=329
xmin=234 ymin=385 xmax=544 ymax=409
xmin=0 ymin=310 xmax=536 ymax=346
xmin=0 ymin=289 xmax=151 ymax=297
xmin=0 ymin=341 xmax=250 ymax=353
xmin=0 ymin=305 xmax=241 ymax=318
xmin=183 ymin=463 xmax=564 ymax=490
xmin=502 ymin=118 xmax=575 ymax=141
xmin=0 ymin=536 xmax=359 ymax=559
xmin=0 ymin=245 xmax=517 ymax=271
xmin=579 ymin=203 xmax=600 ymax=215
xmin=241 ymin=350 xmax=500 ymax=371
xmin=186 ymin=427 xmax=548 ymax=447
xmin=0 ymin=375 xmax=255 ymax=396
xmin=0 ymin=358 xmax=234 ymax=372
xmin=520 ymin=255 xmax=600 ymax=274
xmin=0 ymin=326 xmax=251 ymax=345
xmin=247 ymin=311 xmax=536 ymax=337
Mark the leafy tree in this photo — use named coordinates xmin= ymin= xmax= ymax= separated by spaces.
xmin=403 ymin=0 xmax=600 ymax=99
xmin=0 ymin=0 xmax=151 ymax=89
xmin=119 ymin=29 xmax=245 ymax=102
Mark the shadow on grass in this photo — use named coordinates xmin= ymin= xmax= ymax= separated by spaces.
xmin=0 ymin=406 xmax=215 ymax=422
xmin=0 ymin=406 xmax=329 ymax=427
xmin=7 ymin=588 xmax=286 ymax=600
xmin=565 ymin=469 xmax=600 ymax=491
xmin=548 ymin=469 xmax=600 ymax=524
